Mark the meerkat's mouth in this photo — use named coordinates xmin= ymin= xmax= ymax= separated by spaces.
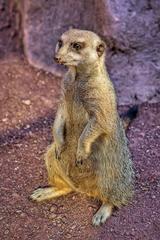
xmin=54 ymin=56 xmax=80 ymax=66
xmin=63 ymin=61 xmax=80 ymax=66
xmin=59 ymin=61 xmax=66 ymax=65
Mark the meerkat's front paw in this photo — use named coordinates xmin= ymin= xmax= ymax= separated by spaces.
xmin=76 ymin=147 xmax=89 ymax=167
xmin=55 ymin=142 xmax=65 ymax=160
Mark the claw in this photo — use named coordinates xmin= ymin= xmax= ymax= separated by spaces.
xmin=55 ymin=145 xmax=64 ymax=160
xmin=76 ymin=158 xmax=83 ymax=166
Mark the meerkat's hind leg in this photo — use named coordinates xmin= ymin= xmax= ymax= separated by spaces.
xmin=29 ymin=186 xmax=72 ymax=202
xmin=92 ymin=203 xmax=113 ymax=226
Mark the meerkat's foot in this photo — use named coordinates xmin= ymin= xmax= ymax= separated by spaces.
xmin=92 ymin=203 xmax=113 ymax=226
xmin=29 ymin=186 xmax=72 ymax=202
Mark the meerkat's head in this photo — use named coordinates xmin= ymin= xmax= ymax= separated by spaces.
xmin=54 ymin=29 xmax=106 ymax=67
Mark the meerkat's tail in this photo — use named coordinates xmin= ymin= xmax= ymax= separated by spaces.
xmin=120 ymin=105 xmax=138 ymax=130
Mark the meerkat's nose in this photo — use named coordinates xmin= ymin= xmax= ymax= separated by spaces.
xmin=54 ymin=56 xmax=61 ymax=63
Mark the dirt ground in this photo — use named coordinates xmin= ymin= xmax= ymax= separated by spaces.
xmin=0 ymin=55 xmax=160 ymax=240
xmin=0 ymin=2 xmax=160 ymax=239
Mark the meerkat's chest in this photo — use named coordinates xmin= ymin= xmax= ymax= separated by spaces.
xmin=63 ymin=81 xmax=88 ymax=123
xmin=64 ymin=80 xmax=83 ymax=106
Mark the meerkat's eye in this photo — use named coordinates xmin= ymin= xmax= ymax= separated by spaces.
xmin=71 ymin=42 xmax=84 ymax=51
xmin=58 ymin=39 xmax=63 ymax=48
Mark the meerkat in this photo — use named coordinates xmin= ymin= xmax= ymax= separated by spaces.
xmin=30 ymin=29 xmax=137 ymax=226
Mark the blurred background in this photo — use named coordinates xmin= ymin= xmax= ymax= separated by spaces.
xmin=0 ymin=0 xmax=160 ymax=104
xmin=0 ymin=1 xmax=160 ymax=240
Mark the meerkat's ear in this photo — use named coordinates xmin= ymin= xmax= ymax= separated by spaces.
xmin=96 ymin=41 xmax=106 ymax=57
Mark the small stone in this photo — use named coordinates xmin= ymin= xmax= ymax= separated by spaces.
xmin=2 ymin=118 xmax=8 ymax=122
xmin=66 ymin=233 xmax=72 ymax=239
xmin=141 ymin=187 xmax=148 ymax=191
xmin=14 ymin=167 xmax=19 ymax=171
xmin=16 ymin=210 xmax=22 ymax=213
xmin=4 ymin=230 xmax=9 ymax=235
xmin=22 ymin=99 xmax=31 ymax=105
xmin=88 ymin=206 xmax=93 ymax=212
xmin=71 ymin=225 xmax=76 ymax=230
xmin=36 ymin=71 xmax=41 ymax=77
xmin=56 ymin=219 xmax=61 ymax=224
xmin=25 ymin=124 xmax=30 ymax=129
xmin=41 ymin=80 xmax=45 ymax=85
xmin=20 ymin=213 xmax=26 ymax=217
xmin=49 ymin=213 xmax=57 ymax=219
xmin=57 ymin=223 xmax=62 ymax=227
xmin=50 ymin=205 xmax=57 ymax=212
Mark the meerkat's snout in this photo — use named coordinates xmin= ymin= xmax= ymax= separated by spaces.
xmin=54 ymin=56 xmax=65 ymax=65
xmin=54 ymin=56 xmax=60 ymax=63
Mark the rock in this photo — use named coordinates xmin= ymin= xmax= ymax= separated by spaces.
xmin=23 ymin=0 xmax=113 ymax=76
xmin=107 ymin=0 xmax=160 ymax=105
xmin=0 ymin=1 xmax=22 ymax=57
xmin=22 ymin=0 xmax=160 ymax=105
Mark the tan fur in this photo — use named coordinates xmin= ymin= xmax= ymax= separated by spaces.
xmin=30 ymin=29 xmax=134 ymax=226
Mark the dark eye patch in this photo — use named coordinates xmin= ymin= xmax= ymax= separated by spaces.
xmin=58 ymin=39 xmax=63 ymax=48
xmin=71 ymin=42 xmax=85 ymax=51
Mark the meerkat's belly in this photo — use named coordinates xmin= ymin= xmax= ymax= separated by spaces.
xmin=65 ymin=101 xmax=89 ymax=149
xmin=59 ymin=100 xmax=96 ymax=186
